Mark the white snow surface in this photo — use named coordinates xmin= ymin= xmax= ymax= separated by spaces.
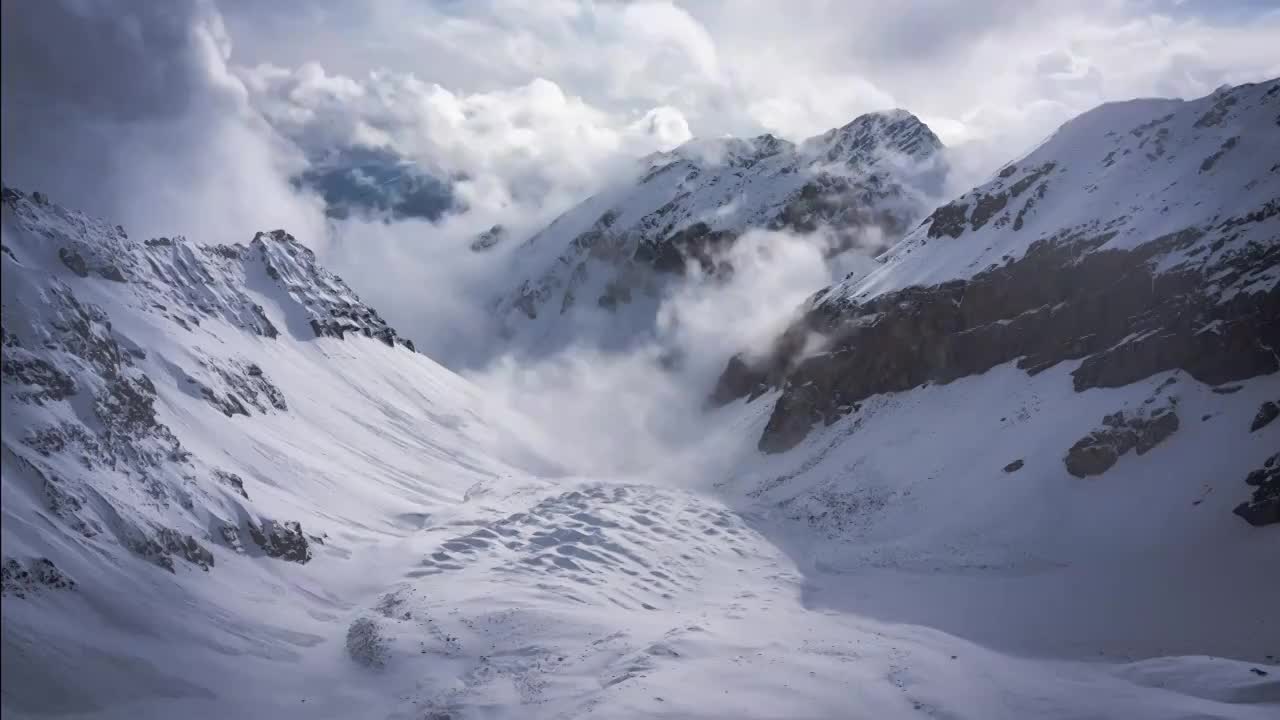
xmin=825 ymin=80 xmax=1280 ymax=307
xmin=3 ymin=88 xmax=1279 ymax=719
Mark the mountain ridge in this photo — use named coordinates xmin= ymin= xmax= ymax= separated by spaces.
xmin=711 ymin=79 xmax=1280 ymax=459
xmin=488 ymin=108 xmax=948 ymax=354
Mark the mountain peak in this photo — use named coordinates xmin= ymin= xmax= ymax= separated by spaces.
xmin=804 ymin=108 xmax=943 ymax=166
xmin=1 ymin=185 xmax=414 ymax=351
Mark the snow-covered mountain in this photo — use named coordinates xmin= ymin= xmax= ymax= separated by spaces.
xmin=490 ymin=110 xmax=947 ymax=353
xmin=3 ymin=82 xmax=1280 ymax=720
xmin=714 ymin=80 xmax=1279 ymax=455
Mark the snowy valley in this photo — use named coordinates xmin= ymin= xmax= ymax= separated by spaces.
xmin=2 ymin=77 xmax=1279 ymax=720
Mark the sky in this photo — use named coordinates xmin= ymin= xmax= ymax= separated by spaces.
xmin=2 ymin=0 xmax=1278 ymax=364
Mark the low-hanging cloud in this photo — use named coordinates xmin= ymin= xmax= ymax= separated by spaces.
xmin=468 ymin=227 xmax=876 ymax=480
xmin=240 ymin=63 xmax=693 ymax=217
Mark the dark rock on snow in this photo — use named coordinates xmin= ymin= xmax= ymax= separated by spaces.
xmin=713 ymin=223 xmax=1277 ymax=453
xmin=1064 ymin=404 xmax=1180 ymax=478
xmin=1233 ymin=453 xmax=1280 ymax=527
xmin=1251 ymin=401 xmax=1279 ymax=432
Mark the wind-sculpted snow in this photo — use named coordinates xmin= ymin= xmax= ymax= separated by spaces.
xmin=491 ymin=110 xmax=947 ymax=353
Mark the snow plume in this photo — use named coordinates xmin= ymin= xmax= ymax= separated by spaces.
xmin=467 ymin=228 xmax=857 ymax=480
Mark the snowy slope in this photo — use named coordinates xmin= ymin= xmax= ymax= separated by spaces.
xmin=832 ymin=82 xmax=1279 ymax=302
xmin=491 ymin=110 xmax=947 ymax=354
xmin=714 ymin=79 xmax=1280 ymax=453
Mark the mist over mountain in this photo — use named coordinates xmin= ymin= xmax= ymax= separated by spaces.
xmin=3 ymin=2 xmax=1279 ymax=719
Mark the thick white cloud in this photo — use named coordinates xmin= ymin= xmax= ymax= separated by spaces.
xmin=219 ymin=0 xmax=1280 ymax=157
xmin=239 ymin=62 xmax=692 ymax=216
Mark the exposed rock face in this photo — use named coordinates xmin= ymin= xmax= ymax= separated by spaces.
xmin=713 ymin=225 xmax=1276 ymax=453
xmin=1233 ymin=453 xmax=1280 ymax=527
xmin=3 ymin=187 xmax=414 ymax=350
xmin=2 ymin=186 xmax=415 ymax=578
xmin=248 ymin=519 xmax=312 ymax=563
xmin=711 ymin=81 xmax=1279 ymax=454
xmin=1064 ymin=403 xmax=1180 ymax=478
xmin=1 ymin=557 xmax=76 ymax=598
xmin=193 ymin=356 xmax=287 ymax=418
xmin=1251 ymin=401 xmax=1278 ymax=432
xmin=251 ymin=230 xmax=414 ymax=350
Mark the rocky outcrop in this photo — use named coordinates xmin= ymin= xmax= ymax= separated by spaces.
xmin=136 ymin=529 xmax=215 ymax=573
xmin=2 ymin=187 xmax=413 ymax=350
xmin=2 ymin=186 xmax=410 ymax=582
xmin=248 ymin=519 xmax=312 ymax=563
xmin=1064 ymin=403 xmax=1180 ymax=478
xmin=251 ymin=230 xmax=415 ymax=350
xmin=1233 ymin=453 xmax=1279 ymax=527
xmin=1 ymin=557 xmax=76 ymax=598
xmin=713 ymin=220 xmax=1277 ymax=453
xmin=1251 ymin=401 xmax=1278 ymax=432
xmin=193 ymin=357 xmax=287 ymax=418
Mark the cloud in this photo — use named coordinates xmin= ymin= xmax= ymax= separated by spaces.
xmin=238 ymin=62 xmax=692 ymax=217
xmin=211 ymin=0 xmax=1280 ymax=187
xmin=468 ymin=227 xmax=854 ymax=479
xmin=0 ymin=0 xmax=325 ymax=246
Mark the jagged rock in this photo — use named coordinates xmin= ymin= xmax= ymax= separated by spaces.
xmin=1 ymin=327 xmax=77 ymax=402
xmin=1233 ymin=453 xmax=1280 ymax=526
xmin=155 ymin=529 xmax=215 ymax=571
xmin=57 ymin=247 xmax=88 ymax=277
xmin=1064 ymin=404 xmax=1180 ymax=478
xmin=195 ymin=357 xmax=288 ymax=417
xmin=1003 ymin=459 xmax=1024 ymax=473
xmin=247 ymin=229 xmax=414 ymax=351
xmin=1251 ymin=401 xmax=1278 ymax=432
xmin=1 ymin=557 xmax=76 ymax=598
xmin=219 ymin=524 xmax=246 ymax=553
xmin=248 ymin=519 xmax=312 ymax=563
xmin=215 ymin=469 xmax=249 ymax=498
